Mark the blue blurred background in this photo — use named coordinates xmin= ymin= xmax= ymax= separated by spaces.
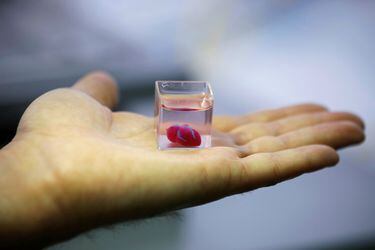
xmin=1 ymin=0 xmax=374 ymax=249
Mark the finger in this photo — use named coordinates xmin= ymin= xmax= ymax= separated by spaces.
xmin=233 ymin=145 xmax=338 ymax=192
xmin=72 ymin=71 xmax=119 ymax=109
xmin=273 ymin=111 xmax=364 ymax=131
xmin=241 ymin=121 xmax=365 ymax=155
xmin=214 ymin=103 xmax=327 ymax=131
xmin=231 ymin=111 xmax=364 ymax=144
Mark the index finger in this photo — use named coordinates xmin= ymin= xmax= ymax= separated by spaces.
xmin=214 ymin=103 xmax=327 ymax=132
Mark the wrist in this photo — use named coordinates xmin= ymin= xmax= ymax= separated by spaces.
xmin=0 ymin=144 xmax=75 ymax=249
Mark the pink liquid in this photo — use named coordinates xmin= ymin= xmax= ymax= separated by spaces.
xmin=156 ymin=95 xmax=213 ymax=150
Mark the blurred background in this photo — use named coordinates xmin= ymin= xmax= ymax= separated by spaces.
xmin=1 ymin=0 xmax=374 ymax=249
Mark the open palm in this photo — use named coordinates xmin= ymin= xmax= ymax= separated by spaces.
xmin=0 ymin=72 xmax=365 ymax=248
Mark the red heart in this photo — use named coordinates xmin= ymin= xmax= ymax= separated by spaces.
xmin=166 ymin=124 xmax=201 ymax=147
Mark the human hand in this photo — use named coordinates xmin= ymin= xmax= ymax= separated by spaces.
xmin=0 ymin=72 xmax=365 ymax=249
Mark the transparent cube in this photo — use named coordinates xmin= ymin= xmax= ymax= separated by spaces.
xmin=155 ymin=81 xmax=214 ymax=150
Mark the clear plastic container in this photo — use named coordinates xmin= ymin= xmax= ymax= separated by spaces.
xmin=155 ymin=81 xmax=214 ymax=150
